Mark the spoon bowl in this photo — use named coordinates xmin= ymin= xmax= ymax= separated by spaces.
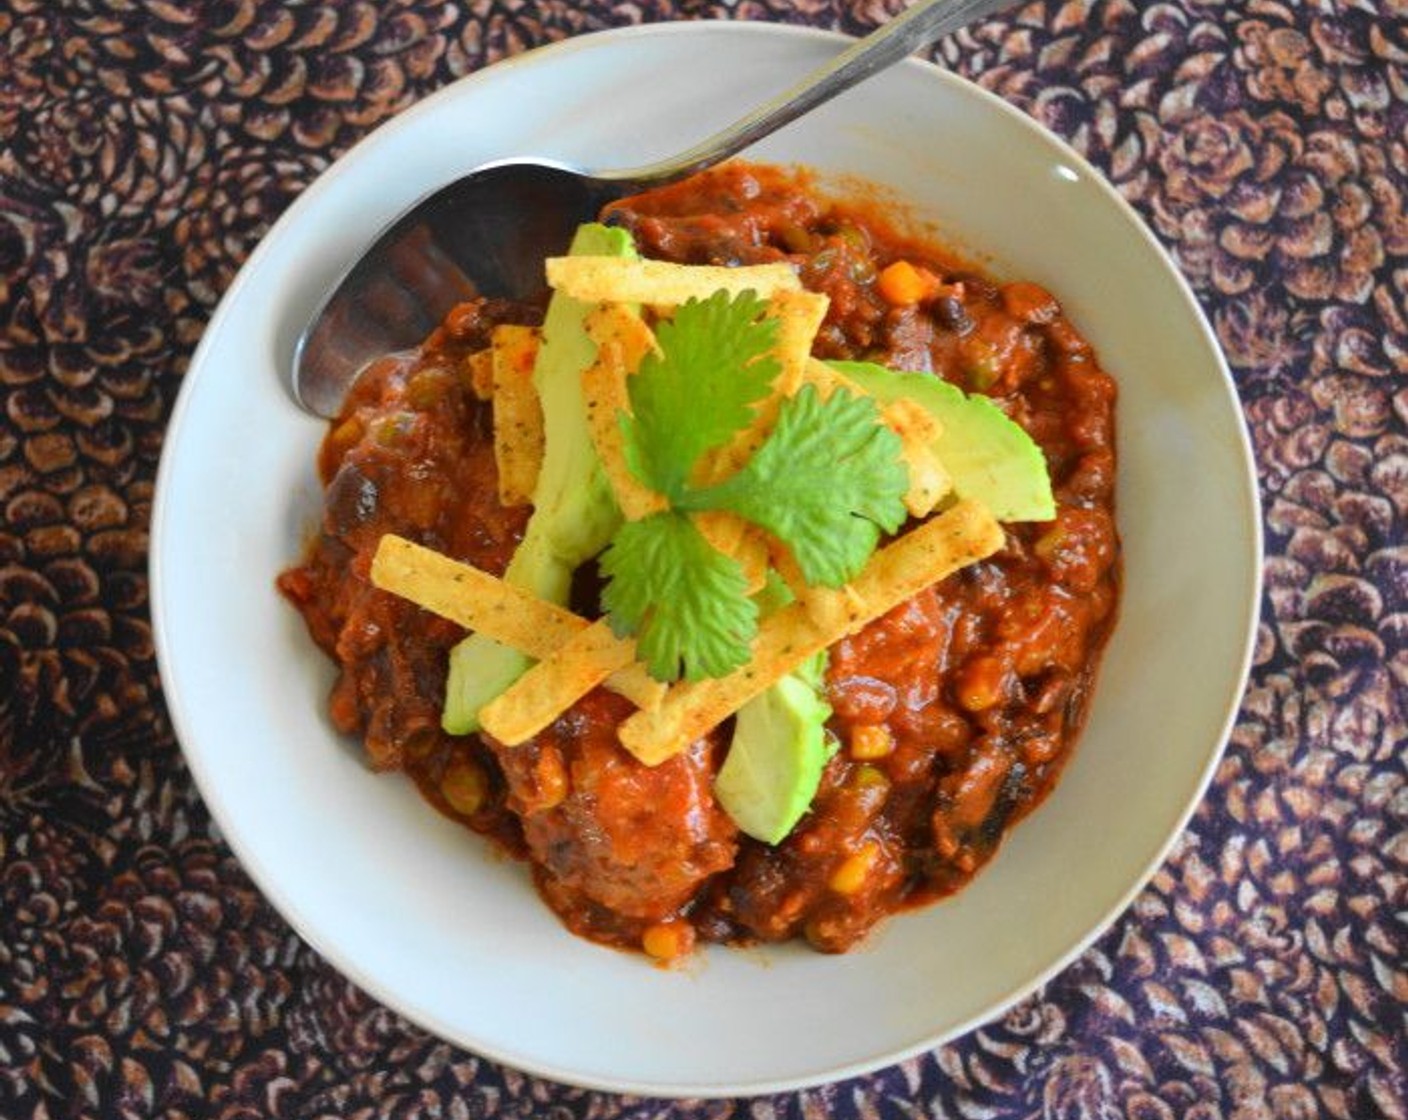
xmin=292 ymin=162 xmax=619 ymax=417
xmin=291 ymin=0 xmax=1017 ymax=416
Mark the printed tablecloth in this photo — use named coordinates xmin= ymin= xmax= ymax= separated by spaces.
xmin=1 ymin=0 xmax=1404 ymax=1116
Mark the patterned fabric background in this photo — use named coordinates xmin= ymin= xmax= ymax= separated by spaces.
xmin=1 ymin=0 xmax=1404 ymax=1116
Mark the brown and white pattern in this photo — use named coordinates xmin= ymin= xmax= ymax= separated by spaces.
xmin=1 ymin=0 xmax=1404 ymax=1115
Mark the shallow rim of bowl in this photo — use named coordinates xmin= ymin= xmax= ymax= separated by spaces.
xmin=151 ymin=20 xmax=1264 ymax=1097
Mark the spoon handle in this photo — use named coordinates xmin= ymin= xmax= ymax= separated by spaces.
xmin=607 ymin=0 xmax=1017 ymax=187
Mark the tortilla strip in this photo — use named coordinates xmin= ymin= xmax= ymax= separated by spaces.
xmin=899 ymin=442 xmax=950 ymax=517
xmin=371 ymin=535 xmax=661 ymax=712
xmin=582 ymin=305 xmax=667 ymax=520
xmin=768 ymin=290 xmax=829 ymax=401
xmin=491 ymin=324 xmax=544 ymax=506
xmin=800 ymin=356 xmax=865 ymax=401
xmin=694 ymin=510 xmax=770 ymax=592
xmin=882 ymin=395 xmax=941 ymax=448
xmin=617 ymin=499 xmax=1005 ymax=764
xmin=883 ymin=397 xmax=952 ymax=516
xmin=546 ymin=256 xmax=800 ymax=306
xmin=479 ymin=618 xmax=665 ymax=746
xmin=801 ymin=358 xmax=951 ymax=516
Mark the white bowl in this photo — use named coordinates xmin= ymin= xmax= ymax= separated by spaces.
xmin=151 ymin=21 xmax=1262 ymax=1097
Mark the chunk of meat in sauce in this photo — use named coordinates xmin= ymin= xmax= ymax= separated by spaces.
xmin=491 ymin=691 xmax=737 ymax=944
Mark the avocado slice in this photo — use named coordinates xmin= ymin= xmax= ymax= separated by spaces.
xmin=830 ymin=360 xmax=1055 ymax=522
xmin=715 ymin=576 xmax=833 ymax=844
xmin=442 ymin=223 xmax=637 ymax=734
xmin=714 ymin=659 xmax=834 ymax=845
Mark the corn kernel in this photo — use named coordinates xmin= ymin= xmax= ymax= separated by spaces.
xmin=326 ymin=416 xmax=363 ymax=459
xmin=1033 ymin=524 xmax=1066 ymax=563
xmin=406 ymin=366 xmax=455 ymax=409
xmin=849 ymin=724 xmax=894 ymax=760
xmin=851 ymin=764 xmax=890 ymax=791
xmin=440 ymin=759 xmax=487 ymax=817
xmin=956 ymin=656 xmax=1005 ymax=712
xmin=528 ymin=748 xmax=568 ymax=812
xmin=642 ymin=920 xmax=693 ymax=961
xmin=829 ymin=841 xmax=880 ymax=895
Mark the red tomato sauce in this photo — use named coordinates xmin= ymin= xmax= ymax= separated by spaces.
xmin=278 ymin=164 xmax=1120 ymax=957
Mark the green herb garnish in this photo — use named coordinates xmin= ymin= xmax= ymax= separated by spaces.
xmin=599 ymin=289 xmax=909 ymax=682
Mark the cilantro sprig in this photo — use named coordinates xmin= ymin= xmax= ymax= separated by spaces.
xmin=621 ymin=289 xmax=780 ymax=500
xmin=599 ymin=289 xmax=908 ymax=682
xmin=677 ymin=382 xmax=909 ymax=586
xmin=599 ymin=512 xmax=758 ymax=682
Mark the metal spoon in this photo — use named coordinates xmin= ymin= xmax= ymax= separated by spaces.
xmin=292 ymin=0 xmax=1014 ymax=417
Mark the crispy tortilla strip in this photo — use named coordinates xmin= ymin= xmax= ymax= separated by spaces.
xmin=803 ymin=358 xmax=952 ymax=517
xmin=582 ymin=305 xmax=667 ymax=520
xmin=883 ymin=397 xmax=952 ymax=516
xmin=371 ymin=535 xmax=661 ymax=712
xmin=796 ymin=581 xmax=871 ymax=639
xmin=617 ymin=499 xmax=1004 ymax=764
xmin=373 ymin=534 xmax=580 ymax=655
xmin=882 ymin=395 xmax=941 ymax=447
xmin=585 ymin=302 xmax=656 ymax=365
xmin=694 ymin=510 xmax=770 ymax=592
xmin=491 ymin=325 xmax=544 ymax=506
xmin=546 ymin=256 xmax=800 ymax=306
xmin=479 ymin=618 xmax=665 ymax=746
xmin=768 ymin=290 xmax=828 ymax=400
xmin=465 ymin=347 xmax=494 ymax=400
xmin=767 ymin=546 xmax=811 ymax=604
xmin=801 ymin=356 xmax=865 ymax=401
xmin=756 ymin=540 xmax=888 ymax=637
xmin=897 ymin=439 xmax=951 ymax=517
xmin=766 ymin=546 xmax=865 ymax=631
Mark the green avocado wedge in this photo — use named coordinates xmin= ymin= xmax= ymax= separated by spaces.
xmin=830 ymin=360 xmax=1056 ymax=523
xmin=714 ymin=577 xmax=833 ymax=845
xmin=714 ymin=658 xmax=834 ymax=845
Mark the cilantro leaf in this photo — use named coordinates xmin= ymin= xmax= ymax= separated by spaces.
xmin=599 ymin=511 xmax=757 ymax=682
xmin=600 ymin=288 xmax=911 ymax=683
xmin=679 ymin=383 xmax=909 ymax=586
xmin=620 ymin=290 xmax=780 ymax=500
